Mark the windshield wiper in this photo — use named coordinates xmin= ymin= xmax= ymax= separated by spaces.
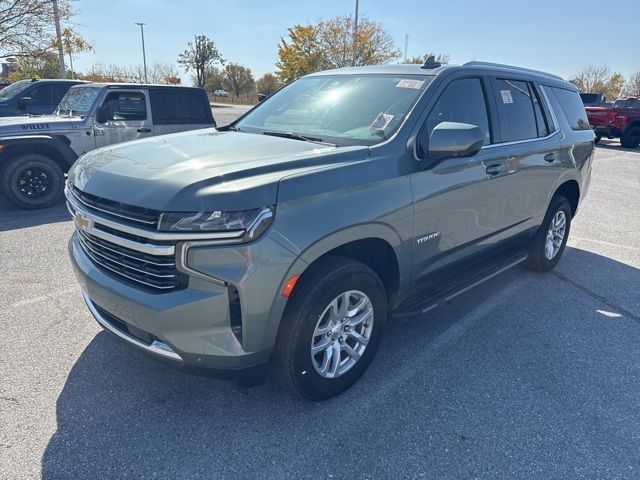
xmin=262 ymin=130 xmax=336 ymax=146
xmin=227 ymin=126 xmax=245 ymax=132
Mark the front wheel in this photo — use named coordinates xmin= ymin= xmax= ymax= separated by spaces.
xmin=271 ymin=256 xmax=387 ymax=400
xmin=620 ymin=126 xmax=640 ymax=149
xmin=522 ymin=195 xmax=572 ymax=272
xmin=1 ymin=154 xmax=65 ymax=209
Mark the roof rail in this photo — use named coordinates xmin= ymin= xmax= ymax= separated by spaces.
xmin=463 ymin=61 xmax=564 ymax=81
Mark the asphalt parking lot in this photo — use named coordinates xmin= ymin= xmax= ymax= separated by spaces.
xmin=1 ymin=137 xmax=639 ymax=479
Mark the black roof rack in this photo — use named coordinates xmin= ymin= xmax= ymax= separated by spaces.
xmin=463 ymin=61 xmax=564 ymax=81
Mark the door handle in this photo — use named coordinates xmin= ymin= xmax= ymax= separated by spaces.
xmin=544 ymin=153 xmax=558 ymax=163
xmin=94 ymin=127 xmax=105 ymax=136
xmin=486 ymin=164 xmax=506 ymax=176
xmin=137 ymin=127 xmax=151 ymax=133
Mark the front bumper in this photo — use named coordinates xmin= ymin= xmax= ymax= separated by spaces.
xmin=69 ymin=228 xmax=301 ymax=385
xmin=593 ymin=125 xmax=618 ymax=138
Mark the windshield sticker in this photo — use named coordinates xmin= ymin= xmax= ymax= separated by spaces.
xmin=20 ymin=123 xmax=50 ymax=130
xmin=500 ymin=90 xmax=514 ymax=104
xmin=396 ymin=79 xmax=424 ymax=89
xmin=370 ymin=112 xmax=394 ymax=130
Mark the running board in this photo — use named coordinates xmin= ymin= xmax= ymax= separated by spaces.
xmin=392 ymin=250 xmax=528 ymax=319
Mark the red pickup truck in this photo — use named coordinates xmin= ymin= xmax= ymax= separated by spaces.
xmin=585 ymin=97 xmax=640 ymax=148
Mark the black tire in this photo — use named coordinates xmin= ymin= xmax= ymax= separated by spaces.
xmin=271 ymin=256 xmax=387 ymax=400
xmin=594 ymin=134 xmax=601 ymax=144
xmin=1 ymin=154 xmax=65 ymax=210
xmin=620 ymin=126 xmax=640 ymax=149
xmin=522 ymin=195 xmax=572 ymax=272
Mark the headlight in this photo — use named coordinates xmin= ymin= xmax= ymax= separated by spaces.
xmin=158 ymin=206 xmax=274 ymax=240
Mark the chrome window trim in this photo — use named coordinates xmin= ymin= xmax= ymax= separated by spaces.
xmin=65 ymin=187 xmax=245 ymax=242
xmin=83 ymin=291 xmax=183 ymax=361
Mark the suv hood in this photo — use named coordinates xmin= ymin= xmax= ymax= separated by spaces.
xmin=0 ymin=114 xmax=79 ymax=135
xmin=69 ymin=129 xmax=369 ymax=212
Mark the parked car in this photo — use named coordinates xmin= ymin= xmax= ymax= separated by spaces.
xmin=66 ymin=61 xmax=593 ymax=399
xmin=0 ymin=83 xmax=215 ymax=209
xmin=585 ymin=96 xmax=640 ymax=147
xmin=0 ymin=78 xmax=84 ymax=117
xmin=213 ymin=89 xmax=229 ymax=97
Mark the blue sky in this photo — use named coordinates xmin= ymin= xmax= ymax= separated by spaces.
xmin=72 ymin=0 xmax=640 ymax=84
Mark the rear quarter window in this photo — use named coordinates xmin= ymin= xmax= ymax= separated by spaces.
xmin=549 ymin=87 xmax=591 ymax=131
xmin=150 ymin=90 xmax=212 ymax=125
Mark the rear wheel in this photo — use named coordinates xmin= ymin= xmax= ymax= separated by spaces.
xmin=271 ymin=256 xmax=387 ymax=400
xmin=1 ymin=154 xmax=65 ymax=209
xmin=620 ymin=126 xmax=640 ymax=149
xmin=522 ymin=195 xmax=572 ymax=272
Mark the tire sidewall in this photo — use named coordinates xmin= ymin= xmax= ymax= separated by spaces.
xmin=536 ymin=197 xmax=572 ymax=270
xmin=286 ymin=263 xmax=387 ymax=400
xmin=3 ymin=154 xmax=64 ymax=209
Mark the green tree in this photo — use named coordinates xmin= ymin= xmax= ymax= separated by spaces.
xmin=569 ymin=65 xmax=626 ymax=100
xmin=0 ymin=0 xmax=74 ymax=57
xmin=276 ymin=15 xmax=400 ymax=83
xmin=53 ymin=28 xmax=93 ymax=78
xmin=178 ymin=35 xmax=224 ymax=88
xmin=405 ymin=52 xmax=450 ymax=64
xmin=222 ymin=63 xmax=255 ymax=97
xmin=9 ymin=51 xmax=60 ymax=80
xmin=624 ymin=72 xmax=640 ymax=97
xmin=256 ymin=73 xmax=280 ymax=95
xmin=203 ymin=66 xmax=225 ymax=94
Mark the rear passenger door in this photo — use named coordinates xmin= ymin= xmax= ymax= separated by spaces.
xmin=149 ymin=89 xmax=215 ymax=136
xmin=489 ymin=77 xmax=562 ymax=226
xmin=94 ymin=89 xmax=153 ymax=148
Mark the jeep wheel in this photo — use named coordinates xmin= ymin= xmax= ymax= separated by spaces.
xmin=2 ymin=154 xmax=65 ymax=210
xmin=522 ymin=195 xmax=572 ymax=272
xmin=271 ymin=256 xmax=387 ymax=400
xmin=620 ymin=126 xmax=640 ymax=149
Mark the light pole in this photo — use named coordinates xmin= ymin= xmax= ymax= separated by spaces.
xmin=135 ymin=22 xmax=148 ymax=83
xmin=352 ymin=0 xmax=359 ymax=67
xmin=53 ymin=0 xmax=65 ymax=77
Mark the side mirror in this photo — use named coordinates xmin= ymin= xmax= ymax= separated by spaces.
xmin=17 ymin=96 xmax=32 ymax=109
xmin=95 ymin=105 xmax=113 ymax=123
xmin=258 ymin=94 xmax=267 ymax=102
xmin=418 ymin=122 xmax=485 ymax=164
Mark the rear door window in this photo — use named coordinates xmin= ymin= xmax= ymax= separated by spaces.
xmin=102 ymin=91 xmax=147 ymax=121
xmin=549 ymin=87 xmax=590 ymax=131
xmin=150 ymin=90 xmax=211 ymax=125
xmin=491 ymin=79 xmax=538 ymax=142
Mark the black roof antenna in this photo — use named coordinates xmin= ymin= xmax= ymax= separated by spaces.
xmin=421 ymin=55 xmax=441 ymax=69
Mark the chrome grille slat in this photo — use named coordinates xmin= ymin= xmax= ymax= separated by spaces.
xmin=77 ymin=234 xmax=177 ymax=279
xmin=71 ymin=186 xmax=160 ymax=226
xmin=77 ymin=229 xmax=175 ymax=267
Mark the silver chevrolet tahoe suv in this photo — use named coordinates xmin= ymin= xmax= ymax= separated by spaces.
xmin=0 ymin=83 xmax=214 ymax=209
xmin=66 ymin=61 xmax=594 ymax=399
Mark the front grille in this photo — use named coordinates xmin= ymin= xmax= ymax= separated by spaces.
xmin=76 ymin=228 xmax=186 ymax=291
xmin=72 ymin=186 xmax=161 ymax=227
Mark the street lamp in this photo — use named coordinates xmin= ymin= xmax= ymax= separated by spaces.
xmin=352 ymin=0 xmax=359 ymax=67
xmin=135 ymin=22 xmax=148 ymax=83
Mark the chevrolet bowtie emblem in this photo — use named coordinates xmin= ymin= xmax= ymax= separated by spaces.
xmin=74 ymin=212 xmax=92 ymax=230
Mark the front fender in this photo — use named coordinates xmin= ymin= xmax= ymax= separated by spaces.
xmin=0 ymin=134 xmax=77 ymax=167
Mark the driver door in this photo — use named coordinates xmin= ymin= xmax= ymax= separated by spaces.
xmin=94 ymin=89 xmax=153 ymax=148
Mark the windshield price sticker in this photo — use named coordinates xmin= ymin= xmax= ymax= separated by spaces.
xmin=370 ymin=112 xmax=395 ymax=130
xmin=396 ymin=79 xmax=424 ymax=89
xmin=501 ymin=90 xmax=514 ymax=104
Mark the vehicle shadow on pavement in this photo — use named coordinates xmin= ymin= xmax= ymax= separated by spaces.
xmin=40 ymin=247 xmax=640 ymax=479
xmin=0 ymin=197 xmax=68 ymax=232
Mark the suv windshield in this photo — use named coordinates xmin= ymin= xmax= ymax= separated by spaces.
xmin=56 ymin=86 xmax=102 ymax=116
xmin=236 ymin=74 xmax=432 ymax=146
xmin=0 ymin=80 xmax=31 ymax=100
